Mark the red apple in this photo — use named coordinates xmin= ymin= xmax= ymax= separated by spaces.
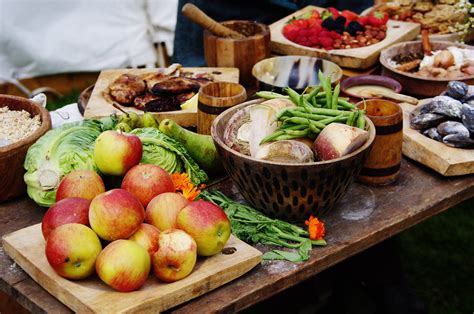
xmin=176 ymin=200 xmax=231 ymax=256
xmin=128 ymin=223 xmax=160 ymax=256
xmin=93 ymin=130 xmax=142 ymax=176
xmin=145 ymin=192 xmax=189 ymax=231
xmin=42 ymin=197 xmax=90 ymax=239
xmin=56 ymin=170 xmax=105 ymax=202
xmin=121 ymin=164 xmax=174 ymax=207
xmin=89 ymin=189 xmax=145 ymax=241
xmin=96 ymin=240 xmax=150 ymax=292
xmin=152 ymin=229 xmax=197 ymax=282
xmin=45 ymin=223 xmax=102 ymax=280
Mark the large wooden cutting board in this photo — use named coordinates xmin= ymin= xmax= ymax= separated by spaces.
xmin=2 ymin=224 xmax=262 ymax=313
xmin=270 ymin=6 xmax=421 ymax=69
xmin=83 ymin=67 xmax=240 ymax=127
xmin=400 ymin=101 xmax=474 ymax=176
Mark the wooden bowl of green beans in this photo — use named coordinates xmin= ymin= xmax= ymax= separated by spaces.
xmin=211 ymin=81 xmax=375 ymax=222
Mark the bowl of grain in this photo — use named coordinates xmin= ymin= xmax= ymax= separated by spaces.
xmin=0 ymin=94 xmax=51 ymax=202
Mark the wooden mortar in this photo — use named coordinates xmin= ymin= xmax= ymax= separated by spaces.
xmin=204 ymin=21 xmax=270 ymax=87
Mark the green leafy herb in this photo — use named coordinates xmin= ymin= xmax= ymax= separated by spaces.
xmin=200 ymin=190 xmax=326 ymax=263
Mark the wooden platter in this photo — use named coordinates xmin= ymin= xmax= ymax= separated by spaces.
xmin=2 ymin=223 xmax=262 ymax=313
xmin=400 ymin=101 xmax=474 ymax=176
xmin=83 ymin=68 xmax=240 ymax=127
xmin=269 ymin=5 xmax=421 ymax=70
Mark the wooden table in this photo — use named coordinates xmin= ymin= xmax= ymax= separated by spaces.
xmin=1 ymin=158 xmax=473 ymax=313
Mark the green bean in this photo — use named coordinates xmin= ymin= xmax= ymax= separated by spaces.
xmin=357 ymin=110 xmax=366 ymax=129
xmin=273 ymin=134 xmax=302 ymax=141
xmin=283 ymin=124 xmax=309 ymax=131
xmin=284 ymin=87 xmax=301 ymax=106
xmin=302 ymin=85 xmax=320 ymax=101
xmin=284 ymin=129 xmax=309 ymax=136
xmin=260 ymin=129 xmax=286 ymax=144
xmin=305 ymin=107 xmax=352 ymax=116
xmin=308 ymin=123 xmax=320 ymax=134
xmin=338 ymin=99 xmax=357 ymax=110
xmin=289 ymin=110 xmax=333 ymax=121
xmin=318 ymin=71 xmax=332 ymax=108
xmin=283 ymin=117 xmax=311 ymax=125
xmin=256 ymin=91 xmax=289 ymax=100
xmin=331 ymin=84 xmax=340 ymax=110
xmin=277 ymin=109 xmax=292 ymax=119
xmin=300 ymin=96 xmax=314 ymax=113
xmin=309 ymin=119 xmax=326 ymax=129
xmin=319 ymin=114 xmax=345 ymax=125
xmin=346 ymin=112 xmax=355 ymax=126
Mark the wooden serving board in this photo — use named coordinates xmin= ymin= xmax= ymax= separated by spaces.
xmin=83 ymin=68 xmax=240 ymax=127
xmin=400 ymin=101 xmax=474 ymax=176
xmin=2 ymin=224 xmax=262 ymax=313
xmin=269 ymin=5 xmax=421 ymax=69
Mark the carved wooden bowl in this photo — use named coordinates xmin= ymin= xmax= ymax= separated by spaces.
xmin=0 ymin=95 xmax=51 ymax=202
xmin=211 ymin=99 xmax=375 ymax=222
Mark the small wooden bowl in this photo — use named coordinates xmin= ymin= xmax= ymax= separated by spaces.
xmin=0 ymin=95 xmax=52 ymax=202
xmin=211 ymin=99 xmax=375 ymax=222
xmin=380 ymin=41 xmax=474 ymax=97
xmin=340 ymin=75 xmax=402 ymax=102
xmin=252 ymin=56 xmax=343 ymax=93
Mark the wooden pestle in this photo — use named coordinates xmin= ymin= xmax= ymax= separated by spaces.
xmin=182 ymin=3 xmax=246 ymax=40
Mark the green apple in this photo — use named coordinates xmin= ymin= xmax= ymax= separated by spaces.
xmin=96 ymin=240 xmax=151 ymax=292
xmin=45 ymin=223 xmax=102 ymax=280
xmin=93 ymin=130 xmax=142 ymax=176
xmin=176 ymin=200 xmax=231 ymax=256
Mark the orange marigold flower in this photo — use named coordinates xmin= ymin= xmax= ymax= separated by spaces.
xmin=171 ymin=172 xmax=205 ymax=201
xmin=304 ymin=215 xmax=325 ymax=240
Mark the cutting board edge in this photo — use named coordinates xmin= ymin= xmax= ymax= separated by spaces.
xmin=2 ymin=226 xmax=94 ymax=313
xmin=2 ymin=224 xmax=262 ymax=313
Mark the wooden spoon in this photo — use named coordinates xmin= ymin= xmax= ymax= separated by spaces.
xmin=182 ymin=3 xmax=246 ymax=40
xmin=358 ymin=88 xmax=419 ymax=105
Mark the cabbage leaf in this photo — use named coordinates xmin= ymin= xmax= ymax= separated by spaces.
xmin=24 ymin=118 xmax=114 ymax=207
xmin=130 ymin=128 xmax=208 ymax=185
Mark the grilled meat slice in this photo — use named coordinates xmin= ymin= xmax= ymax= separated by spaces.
xmin=141 ymin=72 xmax=169 ymax=90
xmin=151 ymin=77 xmax=201 ymax=95
xmin=109 ymin=74 xmax=146 ymax=105
xmin=177 ymin=91 xmax=197 ymax=103
xmin=133 ymin=93 xmax=181 ymax=112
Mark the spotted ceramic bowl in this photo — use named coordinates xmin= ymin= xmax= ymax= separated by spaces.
xmin=211 ymin=99 xmax=375 ymax=222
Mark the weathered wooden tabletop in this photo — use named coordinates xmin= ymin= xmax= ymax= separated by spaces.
xmin=0 ymin=158 xmax=473 ymax=313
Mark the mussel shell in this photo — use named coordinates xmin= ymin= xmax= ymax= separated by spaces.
xmin=445 ymin=81 xmax=469 ymax=100
xmin=410 ymin=113 xmax=447 ymax=130
xmin=429 ymin=96 xmax=463 ymax=119
xmin=462 ymin=94 xmax=474 ymax=106
xmin=442 ymin=134 xmax=474 ymax=148
xmin=422 ymin=127 xmax=443 ymax=141
xmin=461 ymin=103 xmax=474 ymax=133
xmin=437 ymin=121 xmax=470 ymax=137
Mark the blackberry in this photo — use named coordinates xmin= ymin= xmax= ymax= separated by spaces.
xmin=346 ymin=21 xmax=364 ymax=36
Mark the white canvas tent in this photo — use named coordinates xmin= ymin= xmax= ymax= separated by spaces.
xmin=0 ymin=0 xmax=177 ymax=80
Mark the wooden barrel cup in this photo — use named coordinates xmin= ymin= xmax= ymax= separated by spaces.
xmin=198 ymin=82 xmax=247 ymax=135
xmin=204 ymin=20 xmax=270 ymax=87
xmin=357 ymin=99 xmax=403 ymax=185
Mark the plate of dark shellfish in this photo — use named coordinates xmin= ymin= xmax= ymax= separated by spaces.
xmin=400 ymin=80 xmax=474 ymax=176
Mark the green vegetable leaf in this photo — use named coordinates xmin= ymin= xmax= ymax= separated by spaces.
xmin=263 ymin=250 xmax=304 ymax=262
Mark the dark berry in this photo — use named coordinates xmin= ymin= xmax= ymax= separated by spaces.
xmin=346 ymin=21 xmax=364 ymax=36
xmin=321 ymin=17 xmax=336 ymax=31
xmin=334 ymin=16 xmax=347 ymax=27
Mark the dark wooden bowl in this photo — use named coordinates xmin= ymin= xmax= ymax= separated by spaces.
xmin=380 ymin=41 xmax=474 ymax=97
xmin=211 ymin=99 xmax=375 ymax=222
xmin=0 ymin=95 xmax=52 ymax=202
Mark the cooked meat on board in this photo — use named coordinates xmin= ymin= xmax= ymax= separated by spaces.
xmin=106 ymin=69 xmax=213 ymax=112
xmin=109 ymin=74 xmax=146 ymax=105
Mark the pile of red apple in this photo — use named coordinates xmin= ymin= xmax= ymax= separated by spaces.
xmin=42 ymin=158 xmax=231 ymax=292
